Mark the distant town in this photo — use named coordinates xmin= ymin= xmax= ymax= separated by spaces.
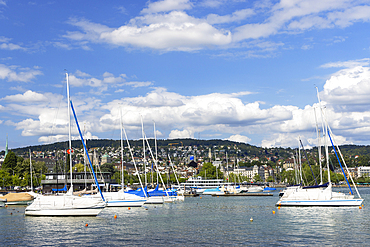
xmin=1 ymin=138 xmax=370 ymax=191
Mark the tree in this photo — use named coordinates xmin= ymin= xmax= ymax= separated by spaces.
xmin=2 ymin=151 xmax=17 ymax=172
xmin=253 ymin=174 xmax=262 ymax=182
xmin=100 ymin=163 xmax=116 ymax=174
xmin=198 ymin=162 xmax=223 ymax=179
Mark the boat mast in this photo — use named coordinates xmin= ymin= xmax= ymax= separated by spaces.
xmin=83 ymin=124 xmax=87 ymax=189
xmin=120 ymin=107 xmax=124 ymax=189
xmin=66 ymin=72 xmax=73 ymax=191
xmin=153 ymin=121 xmax=157 ymax=188
xmin=316 ymin=88 xmax=331 ymax=185
xmin=29 ymin=149 xmax=33 ymax=191
xmin=298 ymin=138 xmax=303 ymax=185
xmin=314 ymin=107 xmax=323 ymax=185
xmin=141 ymin=116 xmax=147 ymax=187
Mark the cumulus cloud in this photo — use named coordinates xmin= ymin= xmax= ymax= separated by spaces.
xmin=169 ymin=129 xmax=194 ymax=139
xmin=2 ymin=90 xmax=49 ymax=102
xmin=0 ymin=64 xmax=42 ymax=82
xmin=60 ymin=0 xmax=370 ymax=52
xmin=5 ymin=59 xmax=370 ymax=147
xmin=226 ymin=134 xmax=251 ymax=144
xmin=66 ymin=12 xmax=232 ymax=51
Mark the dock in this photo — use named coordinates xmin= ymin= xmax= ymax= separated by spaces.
xmin=211 ymin=193 xmax=273 ymax=197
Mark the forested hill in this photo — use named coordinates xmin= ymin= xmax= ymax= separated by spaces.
xmin=9 ymin=139 xmax=260 ymax=154
xmin=6 ymin=139 xmax=370 ymax=160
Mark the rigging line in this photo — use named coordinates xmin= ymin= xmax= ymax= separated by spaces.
xmin=70 ymin=99 xmax=105 ymax=201
xmin=327 ymin=130 xmax=353 ymax=195
xmin=299 ymin=139 xmax=318 ymax=186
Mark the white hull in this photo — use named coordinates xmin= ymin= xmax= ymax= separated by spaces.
xmin=104 ymin=190 xmax=146 ymax=207
xmin=5 ymin=200 xmax=33 ymax=205
xmin=276 ymin=184 xmax=363 ymax=207
xmin=144 ymin=196 xmax=164 ymax=204
xmin=247 ymin=186 xmax=264 ymax=193
xmin=25 ymin=193 xmax=106 ymax=216
xmin=277 ymin=198 xmax=363 ymax=207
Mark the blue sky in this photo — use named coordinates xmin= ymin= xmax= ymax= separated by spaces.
xmin=1 ymin=0 xmax=370 ymax=151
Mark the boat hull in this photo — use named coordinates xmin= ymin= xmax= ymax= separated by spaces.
xmin=144 ymin=196 xmax=164 ymax=204
xmin=276 ymin=199 xmax=364 ymax=207
xmin=25 ymin=194 xmax=106 ymax=216
xmin=106 ymin=200 xmax=146 ymax=207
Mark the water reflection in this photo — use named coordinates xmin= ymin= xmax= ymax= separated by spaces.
xmin=1 ymin=188 xmax=369 ymax=246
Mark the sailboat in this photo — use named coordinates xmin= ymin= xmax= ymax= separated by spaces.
xmin=25 ymin=73 xmax=106 ymax=216
xmin=276 ymin=89 xmax=364 ymax=207
xmin=103 ymin=108 xmax=147 ymax=207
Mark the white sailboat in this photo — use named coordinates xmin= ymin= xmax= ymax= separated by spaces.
xmin=104 ymin=108 xmax=146 ymax=207
xmin=276 ymin=89 xmax=364 ymax=207
xmin=25 ymin=73 xmax=106 ymax=216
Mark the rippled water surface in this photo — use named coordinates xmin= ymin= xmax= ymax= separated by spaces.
xmin=1 ymin=188 xmax=370 ymax=246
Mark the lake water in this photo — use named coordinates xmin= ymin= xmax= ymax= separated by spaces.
xmin=1 ymin=188 xmax=370 ymax=246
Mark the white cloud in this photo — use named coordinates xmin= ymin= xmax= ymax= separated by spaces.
xmin=234 ymin=0 xmax=370 ymax=41
xmin=320 ymin=58 xmax=370 ymax=68
xmin=65 ymin=11 xmax=232 ymax=51
xmin=169 ymin=129 xmax=194 ymax=139
xmin=2 ymin=90 xmax=49 ymax=102
xmin=226 ymin=134 xmax=251 ymax=144
xmin=206 ymin=8 xmax=254 ymax=24
xmin=141 ymin=0 xmax=193 ymax=14
xmin=0 ymin=64 xmax=42 ymax=82
xmin=321 ymin=65 xmax=370 ymax=106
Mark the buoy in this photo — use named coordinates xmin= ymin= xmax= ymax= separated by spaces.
xmin=85 ymin=223 xmax=88 ymax=227
xmin=272 ymin=211 xmax=275 ymax=214
xmin=278 ymin=206 xmax=281 ymax=210
xmin=359 ymin=206 xmax=362 ymax=209
xmin=5 ymin=205 xmax=8 ymax=208
xmin=145 ymin=208 xmax=148 ymax=210
xmin=128 ymin=207 xmax=131 ymax=210
xmin=114 ymin=215 xmax=117 ymax=219
xmin=10 ymin=212 xmax=12 ymax=215
xmin=250 ymin=217 xmax=253 ymax=222
xmin=200 ymin=197 xmax=202 ymax=199
xmin=217 ymin=196 xmax=219 ymax=198
xmin=279 ymin=203 xmax=281 ymax=206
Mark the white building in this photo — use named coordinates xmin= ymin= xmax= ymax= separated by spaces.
xmin=357 ymin=166 xmax=370 ymax=178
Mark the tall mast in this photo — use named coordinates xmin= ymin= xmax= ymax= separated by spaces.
xmin=66 ymin=72 xmax=73 ymax=190
xmin=29 ymin=149 xmax=33 ymax=191
xmin=83 ymin=124 xmax=87 ymax=189
xmin=316 ymin=87 xmax=331 ymax=185
xmin=153 ymin=121 xmax=157 ymax=187
xmin=141 ymin=116 xmax=146 ymax=187
xmin=120 ymin=107 xmax=124 ymax=189
xmin=314 ymin=107 xmax=323 ymax=184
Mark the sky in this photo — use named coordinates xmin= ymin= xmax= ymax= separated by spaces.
xmin=1 ymin=0 xmax=370 ymax=151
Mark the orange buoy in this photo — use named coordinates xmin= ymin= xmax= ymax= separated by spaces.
xmin=128 ymin=207 xmax=131 ymax=210
xmin=359 ymin=206 xmax=362 ymax=209
xmin=278 ymin=206 xmax=281 ymax=210
xmin=85 ymin=223 xmax=88 ymax=227
xmin=272 ymin=211 xmax=276 ymax=214
xmin=114 ymin=215 xmax=117 ymax=219
xmin=5 ymin=205 xmax=8 ymax=208
xmin=200 ymin=197 xmax=202 ymax=199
